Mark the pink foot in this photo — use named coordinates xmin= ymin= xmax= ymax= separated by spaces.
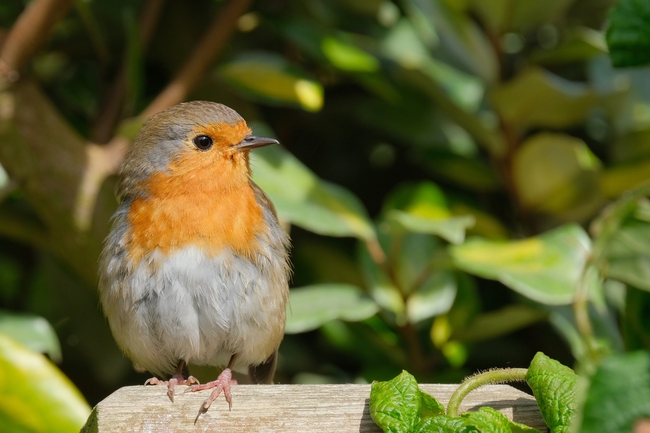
xmin=185 ymin=368 xmax=238 ymax=418
xmin=145 ymin=374 xmax=199 ymax=402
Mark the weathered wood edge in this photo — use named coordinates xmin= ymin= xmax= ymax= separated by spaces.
xmin=82 ymin=384 xmax=547 ymax=432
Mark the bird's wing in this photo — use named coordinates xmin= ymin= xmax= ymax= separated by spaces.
xmin=250 ymin=181 xmax=279 ymax=221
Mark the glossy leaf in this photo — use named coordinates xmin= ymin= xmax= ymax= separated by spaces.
xmin=0 ymin=334 xmax=90 ymax=433
xmin=463 ymin=406 xmax=542 ymax=433
xmin=413 ymin=415 xmax=470 ymax=432
xmin=370 ymin=370 xmax=445 ymax=433
xmin=606 ymin=0 xmax=650 ymax=67
xmin=451 ymin=224 xmax=591 ymax=305
xmin=578 ymin=351 xmax=650 ymax=432
xmin=251 ymin=144 xmax=376 ymax=241
xmin=219 ymin=52 xmax=323 ymax=111
xmin=406 ymin=270 xmax=457 ymax=324
xmin=526 ymin=352 xmax=577 ymax=433
xmin=0 ymin=311 xmax=61 ymax=362
xmin=284 ymin=284 xmax=379 ymax=334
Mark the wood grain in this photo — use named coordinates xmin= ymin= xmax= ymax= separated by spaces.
xmin=82 ymin=384 xmax=547 ymax=432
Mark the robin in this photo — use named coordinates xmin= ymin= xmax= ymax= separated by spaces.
xmin=98 ymin=101 xmax=291 ymax=418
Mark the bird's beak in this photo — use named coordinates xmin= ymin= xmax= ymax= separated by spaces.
xmin=232 ymin=135 xmax=279 ymax=151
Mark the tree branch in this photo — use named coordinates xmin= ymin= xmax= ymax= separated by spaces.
xmin=91 ymin=0 xmax=166 ymax=143
xmin=0 ymin=0 xmax=74 ymax=86
xmin=141 ymin=0 xmax=252 ymax=118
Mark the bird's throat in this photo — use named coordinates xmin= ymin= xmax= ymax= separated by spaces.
xmin=125 ymin=159 xmax=266 ymax=265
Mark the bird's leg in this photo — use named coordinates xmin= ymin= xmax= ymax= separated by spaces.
xmin=186 ymin=354 xmax=239 ymax=419
xmin=144 ymin=360 xmax=199 ymax=402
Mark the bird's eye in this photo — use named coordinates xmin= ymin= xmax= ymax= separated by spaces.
xmin=192 ymin=135 xmax=214 ymax=151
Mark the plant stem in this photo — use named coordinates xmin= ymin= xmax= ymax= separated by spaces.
xmin=447 ymin=368 xmax=528 ymax=417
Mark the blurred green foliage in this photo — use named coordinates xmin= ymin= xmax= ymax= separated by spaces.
xmin=1 ymin=0 xmax=650 ymax=431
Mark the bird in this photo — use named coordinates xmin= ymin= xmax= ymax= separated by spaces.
xmin=98 ymin=100 xmax=291 ymax=418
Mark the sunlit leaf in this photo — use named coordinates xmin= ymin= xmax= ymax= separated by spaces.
xmin=321 ymin=36 xmax=379 ymax=72
xmin=451 ymin=224 xmax=592 ymax=305
xmin=285 ymin=284 xmax=379 ymax=334
xmin=513 ymin=133 xmax=604 ymax=217
xmin=389 ymin=210 xmax=475 ymax=244
xmin=0 ymin=334 xmax=90 ymax=433
xmin=251 ymin=144 xmax=376 ymax=241
xmin=0 ymin=311 xmax=61 ymax=362
xmin=526 ymin=352 xmax=577 ymax=433
xmin=220 ymin=52 xmax=323 ymax=111
xmin=406 ymin=270 xmax=457 ymax=323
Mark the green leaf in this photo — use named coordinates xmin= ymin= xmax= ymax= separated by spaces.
xmin=463 ymin=406 xmax=542 ymax=433
xmin=389 ymin=230 xmax=457 ymax=323
xmin=0 ymin=311 xmax=61 ymax=362
xmin=251 ymin=144 xmax=375 ymax=241
xmin=528 ymin=28 xmax=607 ymax=66
xmin=384 ymin=182 xmax=474 ymax=247
xmin=470 ymin=0 xmax=575 ymax=33
xmin=0 ymin=334 xmax=90 ymax=433
xmin=578 ymin=351 xmax=650 ymax=432
xmin=370 ymin=370 xmax=445 ymax=433
xmin=370 ymin=371 xmax=422 ymax=433
xmin=526 ymin=352 xmax=577 ymax=433
xmin=490 ymin=68 xmax=624 ymax=129
xmin=219 ymin=52 xmax=323 ymax=111
xmin=512 ymin=133 xmax=603 ymax=218
xmin=402 ymin=0 xmax=497 ymax=82
xmin=606 ymin=0 xmax=650 ymax=67
xmin=414 ymin=415 xmax=470 ymax=433
xmin=284 ymin=284 xmax=379 ymax=334
xmin=389 ymin=211 xmax=475 ymax=245
xmin=321 ymin=36 xmax=379 ymax=72
xmin=451 ymin=224 xmax=591 ymax=305
xmin=406 ymin=270 xmax=457 ymax=324
xmin=358 ymin=240 xmax=405 ymax=319
xmin=604 ymin=215 xmax=650 ymax=292
xmin=624 ymin=287 xmax=650 ymax=351
xmin=452 ymin=305 xmax=548 ymax=343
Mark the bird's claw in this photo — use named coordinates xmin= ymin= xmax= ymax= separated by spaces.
xmin=144 ymin=375 xmax=199 ymax=403
xmin=188 ymin=368 xmax=237 ymax=422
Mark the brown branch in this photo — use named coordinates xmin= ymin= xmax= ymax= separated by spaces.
xmin=0 ymin=0 xmax=74 ymax=85
xmin=91 ymin=0 xmax=166 ymax=143
xmin=141 ymin=0 xmax=253 ymax=118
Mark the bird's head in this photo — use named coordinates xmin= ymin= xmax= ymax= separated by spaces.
xmin=118 ymin=101 xmax=277 ymax=201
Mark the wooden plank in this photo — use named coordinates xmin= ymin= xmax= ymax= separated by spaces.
xmin=82 ymin=384 xmax=547 ymax=432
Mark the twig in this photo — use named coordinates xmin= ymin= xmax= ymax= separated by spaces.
xmin=0 ymin=0 xmax=74 ymax=86
xmin=141 ymin=0 xmax=253 ymax=118
xmin=91 ymin=0 xmax=166 ymax=143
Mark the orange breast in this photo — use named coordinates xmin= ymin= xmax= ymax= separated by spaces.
xmin=125 ymin=146 xmax=266 ymax=265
